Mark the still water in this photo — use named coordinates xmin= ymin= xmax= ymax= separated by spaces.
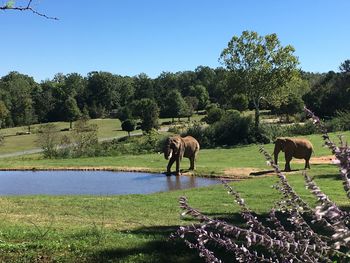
xmin=0 ymin=171 xmax=221 ymax=195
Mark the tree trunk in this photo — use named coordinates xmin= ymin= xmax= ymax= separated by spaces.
xmin=254 ymin=103 xmax=260 ymax=131
xmin=70 ymin=121 xmax=72 ymax=129
xmin=128 ymin=131 xmax=130 ymax=137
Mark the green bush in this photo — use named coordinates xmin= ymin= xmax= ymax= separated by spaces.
xmin=259 ymin=124 xmax=291 ymax=142
xmin=202 ymin=107 xmax=224 ymax=124
xmin=325 ymin=111 xmax=350 ymax=132
xmin=185 ymin=111 xmax=257 ymax=147
xmin=183 ymin=122 xmax=212 ymax=148
xmin=287 ymin=120 xmax=318 ymax=135
xmin=210 ymin=110 xmax=255 ymax=146
xmin=99 ymin=130 xmax=168 ymax=156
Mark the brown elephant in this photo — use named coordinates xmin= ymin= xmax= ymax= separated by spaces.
xmin=163 ymin=135 xmax=200 ymax=176
xmin=274 ymin=137 xmax=313 ymax=172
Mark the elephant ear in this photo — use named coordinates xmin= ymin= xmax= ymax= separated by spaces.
xmin=178 ymin=139 xmax=185 ymax=160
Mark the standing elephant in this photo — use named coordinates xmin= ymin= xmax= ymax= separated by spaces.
xmin=274 ymin=137 xmax=313 ymax=172
xmin=163 ymin=136 xmax=200 ymax=176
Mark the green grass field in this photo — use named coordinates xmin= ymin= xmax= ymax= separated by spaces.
xmin=0 ymin=164 xmax=346 ymax=262
xmin=0 ymin=128 xmax=349 ymax=262
xmin=0 ymin=119 xmax=127 ymax=155
xmin=0 ymin=115 xmax=205 ymax=156
xmin=1 ymin=130 xmax=347 ymax=175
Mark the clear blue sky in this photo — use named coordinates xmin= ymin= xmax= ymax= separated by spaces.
xmin=1 ymin=0 xmax=349 ymax=81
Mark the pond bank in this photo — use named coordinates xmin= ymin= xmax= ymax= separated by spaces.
xmin=0 ymin=166 xmax=252 ymax=180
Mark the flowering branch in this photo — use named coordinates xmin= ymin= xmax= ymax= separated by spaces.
xmin=304 ymin=107 xmax=350 ymax=199
xmin=172 ymin=108 xmax=350 ymax=262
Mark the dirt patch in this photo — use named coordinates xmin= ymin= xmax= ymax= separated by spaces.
xmin=294 ymin=155 xmax=336 ymax=165
xmin=223 ymin=167 xmax=261 ymax=178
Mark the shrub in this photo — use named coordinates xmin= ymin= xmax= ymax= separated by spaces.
xmin=37 ymin=123 xmax=59 ymax=158
xmin=259 ymin=123 xmax=290 ymax=142
xmin=202 ymin=107 xmax=224 ymax=124
xmin=183 ymin=122 xmax=212 ymax=148
xmin=121 ymin=119 xmax=136 ymax=137
xmin=70 ymin=119 xmax=99 ymax=157
xmin=99 ymin=130 xmax=167 ymax=156
xmin=185 ymin=111 xmax=263 ymax=147
xmin=230 ymin=93 xmax=249 ymax=111
xmin=325 ymin=111 xmax=350 ymax=132
xmin=172 ymin=108 xmax=350 ymax=262
xmin=210 ymin=110 xmax=255 ymax=146
xmin=260 ymin=120 xmax=319 ymax=142
xmin=287 ymin=120 xmax=318 ymax=135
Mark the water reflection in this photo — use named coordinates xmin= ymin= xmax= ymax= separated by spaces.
xmin=166 ymin=175 xmax=196 ymax=191
xmin=0 ymin=171 xmax=220 ymax=196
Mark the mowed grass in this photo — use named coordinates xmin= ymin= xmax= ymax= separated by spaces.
xmin=0 ymin=119 xmax=126 ymax=155
xmin=0 ymin=127 xmax=349 ymax=261
xmin=0 ymin=164 xmax=347 ymax=262
xmin=0 ymin=116 xmax=204 ymax=155
xmin=1 ymin=130 xmax=348 ymax=176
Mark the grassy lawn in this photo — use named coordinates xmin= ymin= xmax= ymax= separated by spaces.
xmin=0 ymin=128 xmax=349 ymax=261
xmin=1 ymin=130 xmax=347 ymax=176
xmin=0 ymin=116 xmax=205 ymax=155
xmin=0 ymin=164 xmax=346 ymax=262
xmin=0 ymin=119 xmax=128 ymax=155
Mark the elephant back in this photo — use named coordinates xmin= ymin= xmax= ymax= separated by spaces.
xmin=182 ymin=136 xmax=200 ymax=157
xmin=292 ymin=138 xmax=313 ymax=158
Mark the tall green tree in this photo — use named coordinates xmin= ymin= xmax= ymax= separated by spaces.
xmin=0 ymin=100 xmax=9 ymax=128
xmin=339 ymin=59 xmax=350 ymax=73
xmin=64 ymin=97 xmax=81 ymax=129
xmin=162 ymin=90 xmax=188 ymax=121
xmin=189 ymin=84 xmax=209 ymax=110
xmin=133 ymin=73 xmax=155 ymax=100
xmin=220 ymin=30 xmax=299 ymax=130
xmin=86 ymin=71 xmax=120 ymax=117
xmin=121 ymin=119 xmax=136 ymax=137
xmin=0 ymin=72 xmax=38 ymax=127
xmin=132 ymin=99 xmax=159 ymax=132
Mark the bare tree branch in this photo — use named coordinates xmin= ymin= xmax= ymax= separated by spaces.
xmin=0 ymin=0 xmax=58 ymax=20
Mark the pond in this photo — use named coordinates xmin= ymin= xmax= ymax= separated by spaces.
xmin=0 ymin=171 xmax=221 ymax=195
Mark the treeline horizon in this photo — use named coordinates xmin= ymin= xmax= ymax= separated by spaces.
xmin=0 ymin=63 xmax=349 ymax=129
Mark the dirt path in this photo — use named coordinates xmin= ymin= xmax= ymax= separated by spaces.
xmin=294 ymin=155 xmax=336 ymax=164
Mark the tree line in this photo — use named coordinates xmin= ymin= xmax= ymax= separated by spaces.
xmin=0 ymin=30 xmax=349 ymax=133
xmin=0 ymin=67 xmax=232 ymax=130
xmin=0 ymin=63 xmax=348 ymax=130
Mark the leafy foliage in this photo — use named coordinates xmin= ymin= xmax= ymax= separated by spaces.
xmin=185 ymin=110 xmax=257 ymax=147
xmin=172 ymin=108 xmax=350 ymax=262
xmin=220 ymin=30 xmax=300 ymax=129
xmin=37 ymin=123 xmax=59 ymax=158
xmin=121 ymin=119 xmax=136 ymax=137
xmin=132 ymin=98 xmax=160 ymax=132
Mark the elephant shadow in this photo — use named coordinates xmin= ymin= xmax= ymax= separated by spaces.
xmin=250 ymin=169 xmax=302 ymax=176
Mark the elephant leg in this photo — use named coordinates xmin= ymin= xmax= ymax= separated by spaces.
xmin=167 ymin=158 xmax=175 ymax=175
xmin=305 ymin=158 xmax=311 ymax=169
xmin=284 ymin=153 xmax=292 ymax=172
xmin=189 ymin=157 xmax=195 ymax=170
xmin=175 ymin=158 xmax=181 ymax=176
xmin=190 ymin=150 xmax=199 ymax=170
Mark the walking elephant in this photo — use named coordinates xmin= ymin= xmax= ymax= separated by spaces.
xmin=163 ymin=136 xmax=200 ymax=176
xmin=274 ymin=137 xmax=313 ymax=172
